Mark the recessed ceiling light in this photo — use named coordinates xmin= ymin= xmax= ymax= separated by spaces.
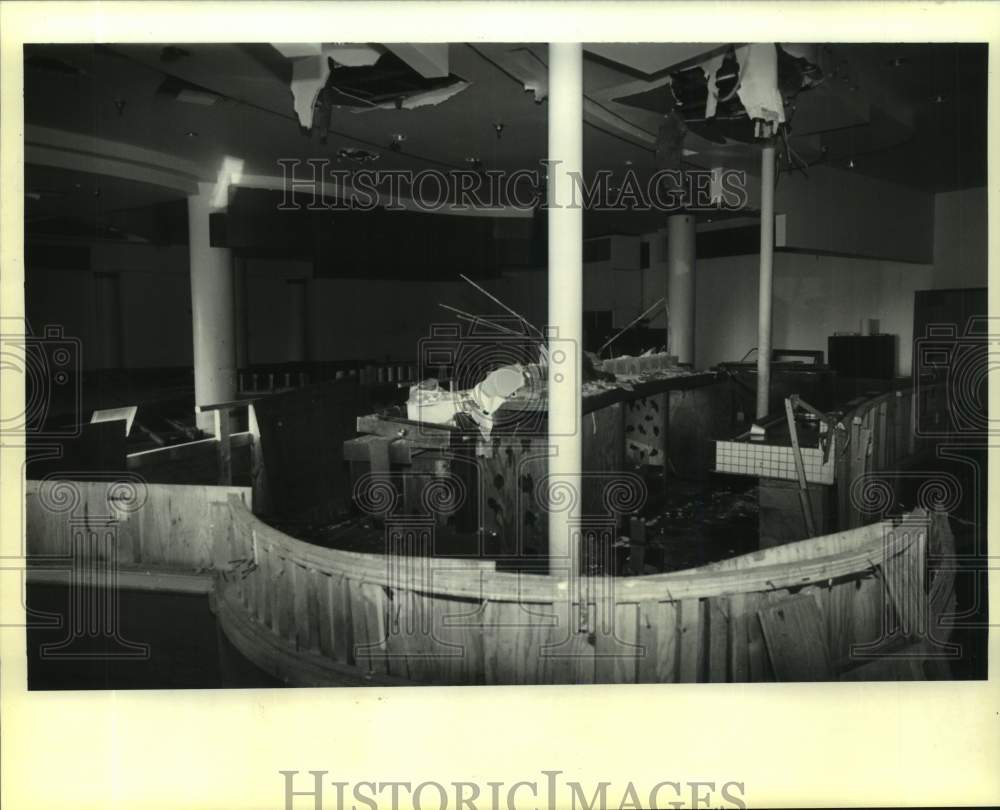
xmin=625 ymin=159 xmax=634 ymax=166
xmin=847 ymin=159 xmax=855 ymax=169
xmin=185 ymin=130 xmax=199 ymax=137
xmin=931 ymin=94 xmax=947 ymax=104
xmin=886 ymin=56 xmax=909 ymax=69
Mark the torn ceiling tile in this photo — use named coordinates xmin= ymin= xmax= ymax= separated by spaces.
xmin=368 ymin=80 xmax=470 ymax=111
xmin=500 ymin=47 xmax=549 ymax=103
xmin=734 ymin=44 xmax=786 ymax=135
xmin=385 ymin=44 xmax=450 ymax=78
xmin=700 ymin=53 xmax=728 ymax=119
xmin=323 ymin=44 xmax=383 ymax=68
xmin=290 ymin=54 xmax=331 ymax=129
xmin=281 ymin=45 xmax=469 ymax=128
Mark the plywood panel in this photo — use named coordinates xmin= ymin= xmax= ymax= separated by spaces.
xmin=707 ymin=596 xmax=730 ymax=682
xmin=758 ymin=594 xmax=832 ymax=681
xmin=678 ymin=598 xmax=703 ymax=683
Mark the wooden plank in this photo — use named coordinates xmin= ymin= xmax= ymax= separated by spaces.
xmin=758 ymin=594 xmax=832 ymax=681
xmin=678 ymin=598 xmax=703 ymax=683
xmin=352 ymin=582 xmax=390 ymax=676
xmin=342 ymin=435 xmax=412 ymax=464
xmin=331 ymin=573 xmax=353 ymax=664
xmin=636 ymin=600 xmax=676 ymax=683
xmin=823 ymin=581 xmax=855 ymax=673
xmin=274 ymin=556 xmax=296 ymax=641
xmin=707 ymin=597 xmax=729 ymax=682
xmin=255 ymin=542 xmax=272 ymax=629
xmin=729 ymin=592 xmax=749 ymax=682
xmin=876 ymin=401 xmax=888 ymax=470
xmin=215 ymin=408 xmax=233 ymax=486
xmin=848 ymin=573 xmax=886 ymax=667
xmin=595 ymin=602 xmax=639 ymax=684
xmin=745 ymin=593 xmax=772 ymax=682
xmin=392 ymin=589 xmax=435 ymax=683
xmin=538 ymin=601 xmax=595 ymax=685
xmin=357 ymin=413 xmax=455 ymax=449
xmin=483 ymin=600 xmax=554 ymax=685
xmin=247 ymin=403 xmax=271 ymax=514
xmin=291 ymin=563 xmax=313 ymax=652
xmin=882 ymin=529 xmax=927 ymax=640
xmin=315 ymin=571 xmax=335 ymax=658
xmin=435 ymin=595 xmax=486 ymax=685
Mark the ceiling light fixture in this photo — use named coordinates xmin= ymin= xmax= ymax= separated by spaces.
xmin=847 ymin=159 xmax=855 ymax=169
xmin=493 ymin=122 xmax=505 ymax=140
xmin=931 ymin=94 xmax=947 ymax=104
xmin=185 ymin=130 xmax=199 ymax=137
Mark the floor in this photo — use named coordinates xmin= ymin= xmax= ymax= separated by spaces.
xmin=25 ymin=584 xmax=280 ymax=690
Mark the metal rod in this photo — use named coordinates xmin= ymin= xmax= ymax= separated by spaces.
xmin=459 ymin=273 xmax=545 ymax=339
xmin=597 ymin=297 xmax=666 ymax=356
xmin=785 ymin=396 xmax=817 ymax=537
xmin=756 ymin=143 xmax=777 ymax=418
xmin=438 ymin=304 xmax=528 ymax=339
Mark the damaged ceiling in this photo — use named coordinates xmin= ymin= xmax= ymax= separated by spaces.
xmin=23 ymin=41 xmax=988 ymax=242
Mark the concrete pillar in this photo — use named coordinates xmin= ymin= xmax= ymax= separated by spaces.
xmin=188 ymin=182 xmax=236 ymax=433
xmin=548 ymin=43 xmax=583 ymax=578
xmin=756 ymin=144 xmax=777 ymax=419
xmin=666 ymin=213 xmax=696 ymax=365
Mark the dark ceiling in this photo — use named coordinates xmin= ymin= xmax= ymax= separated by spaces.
xmin=23 ymin=41 xmax=988 ymax=244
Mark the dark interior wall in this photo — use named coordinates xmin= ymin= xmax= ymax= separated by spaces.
xmin=242 ymin=258 xmax=548 ymax=365
xmin=774 ymin=166 xmax=936 ymax=264
xmin=933 ymin=186 xmax=988 ymax=289
xmin=25 ymin=242 xmax=192 ymax=370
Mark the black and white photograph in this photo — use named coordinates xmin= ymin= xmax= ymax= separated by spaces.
xmin=15 ymin=38 xmax=990 ymax=691
xmin=3 ymin=2 xmax=1000 ymax=808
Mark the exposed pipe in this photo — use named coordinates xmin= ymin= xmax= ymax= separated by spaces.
xmin=755 ymin=143 xmax=776 ymax=419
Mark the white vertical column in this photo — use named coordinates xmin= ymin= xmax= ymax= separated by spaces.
xmin=548 ymin=43 xmax=583 ymax=577
xmin=666 ymin=213 xmax=696 ymax=365
xmin=756 ymin=144 xmax=776 ymax=419
xmin=188 ymin=182 xmax=236 ymax=433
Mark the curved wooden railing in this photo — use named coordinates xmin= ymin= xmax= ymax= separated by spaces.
xmin=835 ymin=386 xmax=930 ymax=529
xmin=214 ymin=495 xmax=957 ymax=685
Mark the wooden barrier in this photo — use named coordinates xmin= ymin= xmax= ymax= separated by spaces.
xmin=25 ymin=479 xmax=251 ymax=575
xmin=835 ymin=386 xmax=934 ymax=529
xmin=214 ymin=495 xmax=956 ymax=685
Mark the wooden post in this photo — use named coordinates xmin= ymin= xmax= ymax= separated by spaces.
xmin=215 ymin=407 xmax=232 ymax=486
